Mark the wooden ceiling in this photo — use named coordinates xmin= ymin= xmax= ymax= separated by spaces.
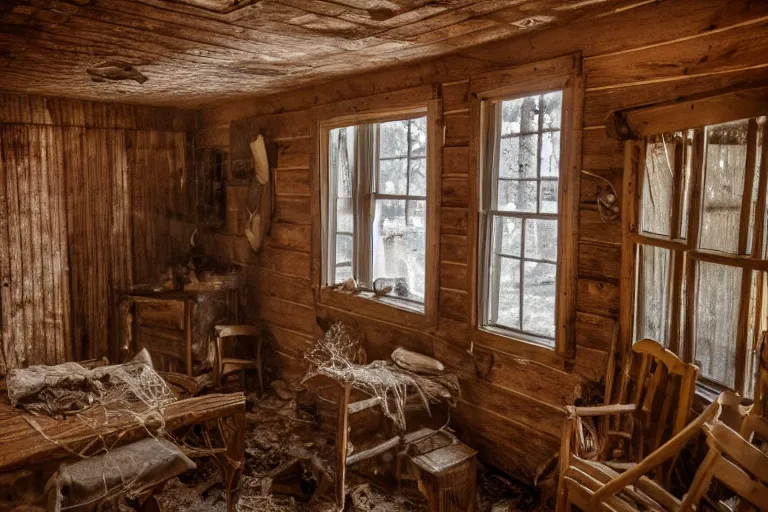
xmin=1 ymin=0 xmax=636 ymax=107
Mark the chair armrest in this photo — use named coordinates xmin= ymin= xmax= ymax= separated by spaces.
xmin=740 ymin=413 xmax=768 ymax=443
xmin=571 ymin=404 xmax=637 ymax=417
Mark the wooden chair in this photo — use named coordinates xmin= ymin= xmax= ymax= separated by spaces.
xmin=564 ymin=339 xmax=698 ymax=477
xmin=213 ymin=325 xmax=263 ymax=395
xmin=558 ymin=392 xmax=768 ymax=511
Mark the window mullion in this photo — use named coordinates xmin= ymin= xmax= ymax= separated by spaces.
xmin=356 ymin=124 xmax=374 ymax=285
xmin=751 ymin=121 xmax=768 ymax=259
xmin=683 ymin=128 xmax=706 ymax=364
xmin=738 ymin=119 xmax=759 ymax=255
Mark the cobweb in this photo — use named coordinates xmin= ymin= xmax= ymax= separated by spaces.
xmin=6 ymin=349 xmax=181 ymax=507
xmin=301 ymin=322 xmax=459 ymax=431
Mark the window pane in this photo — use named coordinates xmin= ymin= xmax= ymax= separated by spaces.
xmin=329 ymin=125 xmax=356 ymax=282
xmin=498 ymin=179 xmax=536 ymax=212
xmin=501 ymin=96 xmax=539 ymax=136
xmin=524 ymin=218 xmax=557 ymax=262
xmin=330 ymin=126 xmax=356 ymax=198
xmin=641 ymin=136 xmax=676 ymax=237
xmin=695 ymin=261 xmax=742 ymax=388
xmin=336 ymin=234 xmax=353 ymax=265
xmin=635 ymin=245 xmax=671 ymax=345
xmin=336 ymin=198 xmax=353 ymax=232
xmin=541 ymin=91 xmax=562 ymax=130
xmin=372 ymin=199 xmax=425 ymax=302
xmin=540 ymin=130 xmax=560 ymax=178
xmin=523 ymin=261 xmax=556 ymax=340
xmin=492 ymin=216 xmax=521 ymax=257
xmin=540 ymin=181 xmax=558 ymax=213
xmin=410 ymin=117 xmax=427 ymax=157
xmin=409 ymin=158 xmax=426 ymax=196
xmin=699 ymin=119 xmax=750 ymax=253
xmin=500 ymin=135 xmax=538 ymax=178
xmin=492 ymin=256 xmax=521 ymax=329
xmin=379 ymin=120 xmax=409 ymax=158
xmin=379 ymin=158 xmax=407 ymax=194
xmin=336 ymin=264 xmax=352 ymax=282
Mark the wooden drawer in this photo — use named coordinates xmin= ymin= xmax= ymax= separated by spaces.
xmin=136 ymin=326 xmax=188 ymax=373
xmin=135 ymin=299 xmax=185 ymax=330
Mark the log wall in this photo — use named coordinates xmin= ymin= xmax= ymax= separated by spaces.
xmin=0 ymin=95 xmax=194 ymax=371
xmin=187 ymin=0 xmax=768 ymax=480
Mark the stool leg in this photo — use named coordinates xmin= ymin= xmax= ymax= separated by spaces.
xmin=256 ymin=339 xmax=264 ymax=397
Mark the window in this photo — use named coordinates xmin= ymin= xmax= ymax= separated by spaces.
xmin=479 ymin=91 xmax=564 ymax=347
xmin=324 ymin=113 xmax=430 ymax=309
xmin=626 ymin=101 xmax=768 ymax=396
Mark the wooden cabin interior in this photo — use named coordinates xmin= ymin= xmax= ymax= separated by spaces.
xmin=2 ymin=0 xmax=768 ymax=510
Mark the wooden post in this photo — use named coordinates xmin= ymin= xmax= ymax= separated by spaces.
xmin=335 ymin=382 xmax=351 ymax=510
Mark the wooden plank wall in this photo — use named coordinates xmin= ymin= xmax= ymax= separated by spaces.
xmin=198 ymin=0 xmax=768 ymax=481
xmin=0 ymin=95 xmax=193 ymax=372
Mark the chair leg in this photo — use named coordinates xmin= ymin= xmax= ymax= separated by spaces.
xmin=256 ymin=346 xmax=264 ymax=398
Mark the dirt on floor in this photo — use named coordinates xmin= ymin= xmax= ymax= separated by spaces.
xmin=150 ymin=384 xmax=550 ymax=512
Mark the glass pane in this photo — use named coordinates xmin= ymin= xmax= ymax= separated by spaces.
xmin=492 ymin=216 xmax=521 ymax=257
xmin=409 ymin=158 xmax=426 ymax=196
xmin=524 ymin=218 xmax=557 ymax=262
xmin=540 ymin=181 xmax=558 ymax=213
xmin=335 ymin=234 xmax=353 ymax=265
xmin=501 ymin=95 xmax=539 ymax=136
xmin=641 ymin=136 xmax=675 ymax=237
xmin=372 ymin=199 xmax=425 ymax=302
xmin=330 ymin=126 xmax=356 ymax=198
xmin=410 ymin=117 xmax=427 ymax=157
xmin=635 ymin=245 xmax=671 ymax=345
xmin=699 ymin=119 xmax=750 ymax=253
xmin=498 ymin=179 xmax=536 ymax=212
xmin=540 ymin=130 xmax=560 ymax=178
xmin=541 ymin=91 xmax=562 ymax=130
xmin=522 ymin=261 xmax=556 ymax=340
xmin=336 ymin=197 xmax=353 ymax=232
xmin=335 ymin=264 xmax=352 ymax=282
xmin=379 ymin=120 xmax=408 ymax=158
xmin=492 ymin=256 xmax=520 ymax=329
xmin=407 ymin=199 xmax=426 ymax=229
xmin=694 ymin=262 xmax=742 ymax=388
xmin=499 ymin=135 xmax=538 ymax=178
xmin=379 ymin=158 xmax=407 ymax=195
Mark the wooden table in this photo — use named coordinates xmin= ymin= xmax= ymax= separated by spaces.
xmin=0 ymin=392 xmax=246 ymax=511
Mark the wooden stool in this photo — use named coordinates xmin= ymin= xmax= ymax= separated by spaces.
xmin=408 ymin=432 xmax=477 ymax=512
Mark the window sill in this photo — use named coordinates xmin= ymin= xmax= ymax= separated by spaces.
xmin=318 ymin=287 xmax=435 ymax=331
xmin=472 ymin=325 xmax=569 ymax=369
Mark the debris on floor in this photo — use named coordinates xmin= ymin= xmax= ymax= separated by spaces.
xmin=144 ymin=384 xmax=549 ymax=511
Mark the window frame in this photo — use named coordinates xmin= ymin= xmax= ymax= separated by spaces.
xmin=618 ymin=84 xmax=768 ymax=395
xmin=317 ymin=101 xmax=441 ymax=330
xmin=468 ymin=55 xmax=583 ymax=359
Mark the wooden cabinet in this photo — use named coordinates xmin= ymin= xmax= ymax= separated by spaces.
xmin=120 ymin=290 xmax=235 ymax=376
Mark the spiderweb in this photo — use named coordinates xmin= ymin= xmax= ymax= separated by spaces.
xmin=301 ymin=322 xmax=459 ymax=431
xmin=6 ymin=349 xmax=182 ymax=507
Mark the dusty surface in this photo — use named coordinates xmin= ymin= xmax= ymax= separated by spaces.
xmin=150 ymin=386 xmax=549 ymax=511
xmin=0 ymin=0 xmax=638 ymax=106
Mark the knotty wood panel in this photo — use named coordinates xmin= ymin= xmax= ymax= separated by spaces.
xmin=0 ymin=95 xmax=191 ymax=370
xmin=197 ymin=0 xmax=768 ymax=484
